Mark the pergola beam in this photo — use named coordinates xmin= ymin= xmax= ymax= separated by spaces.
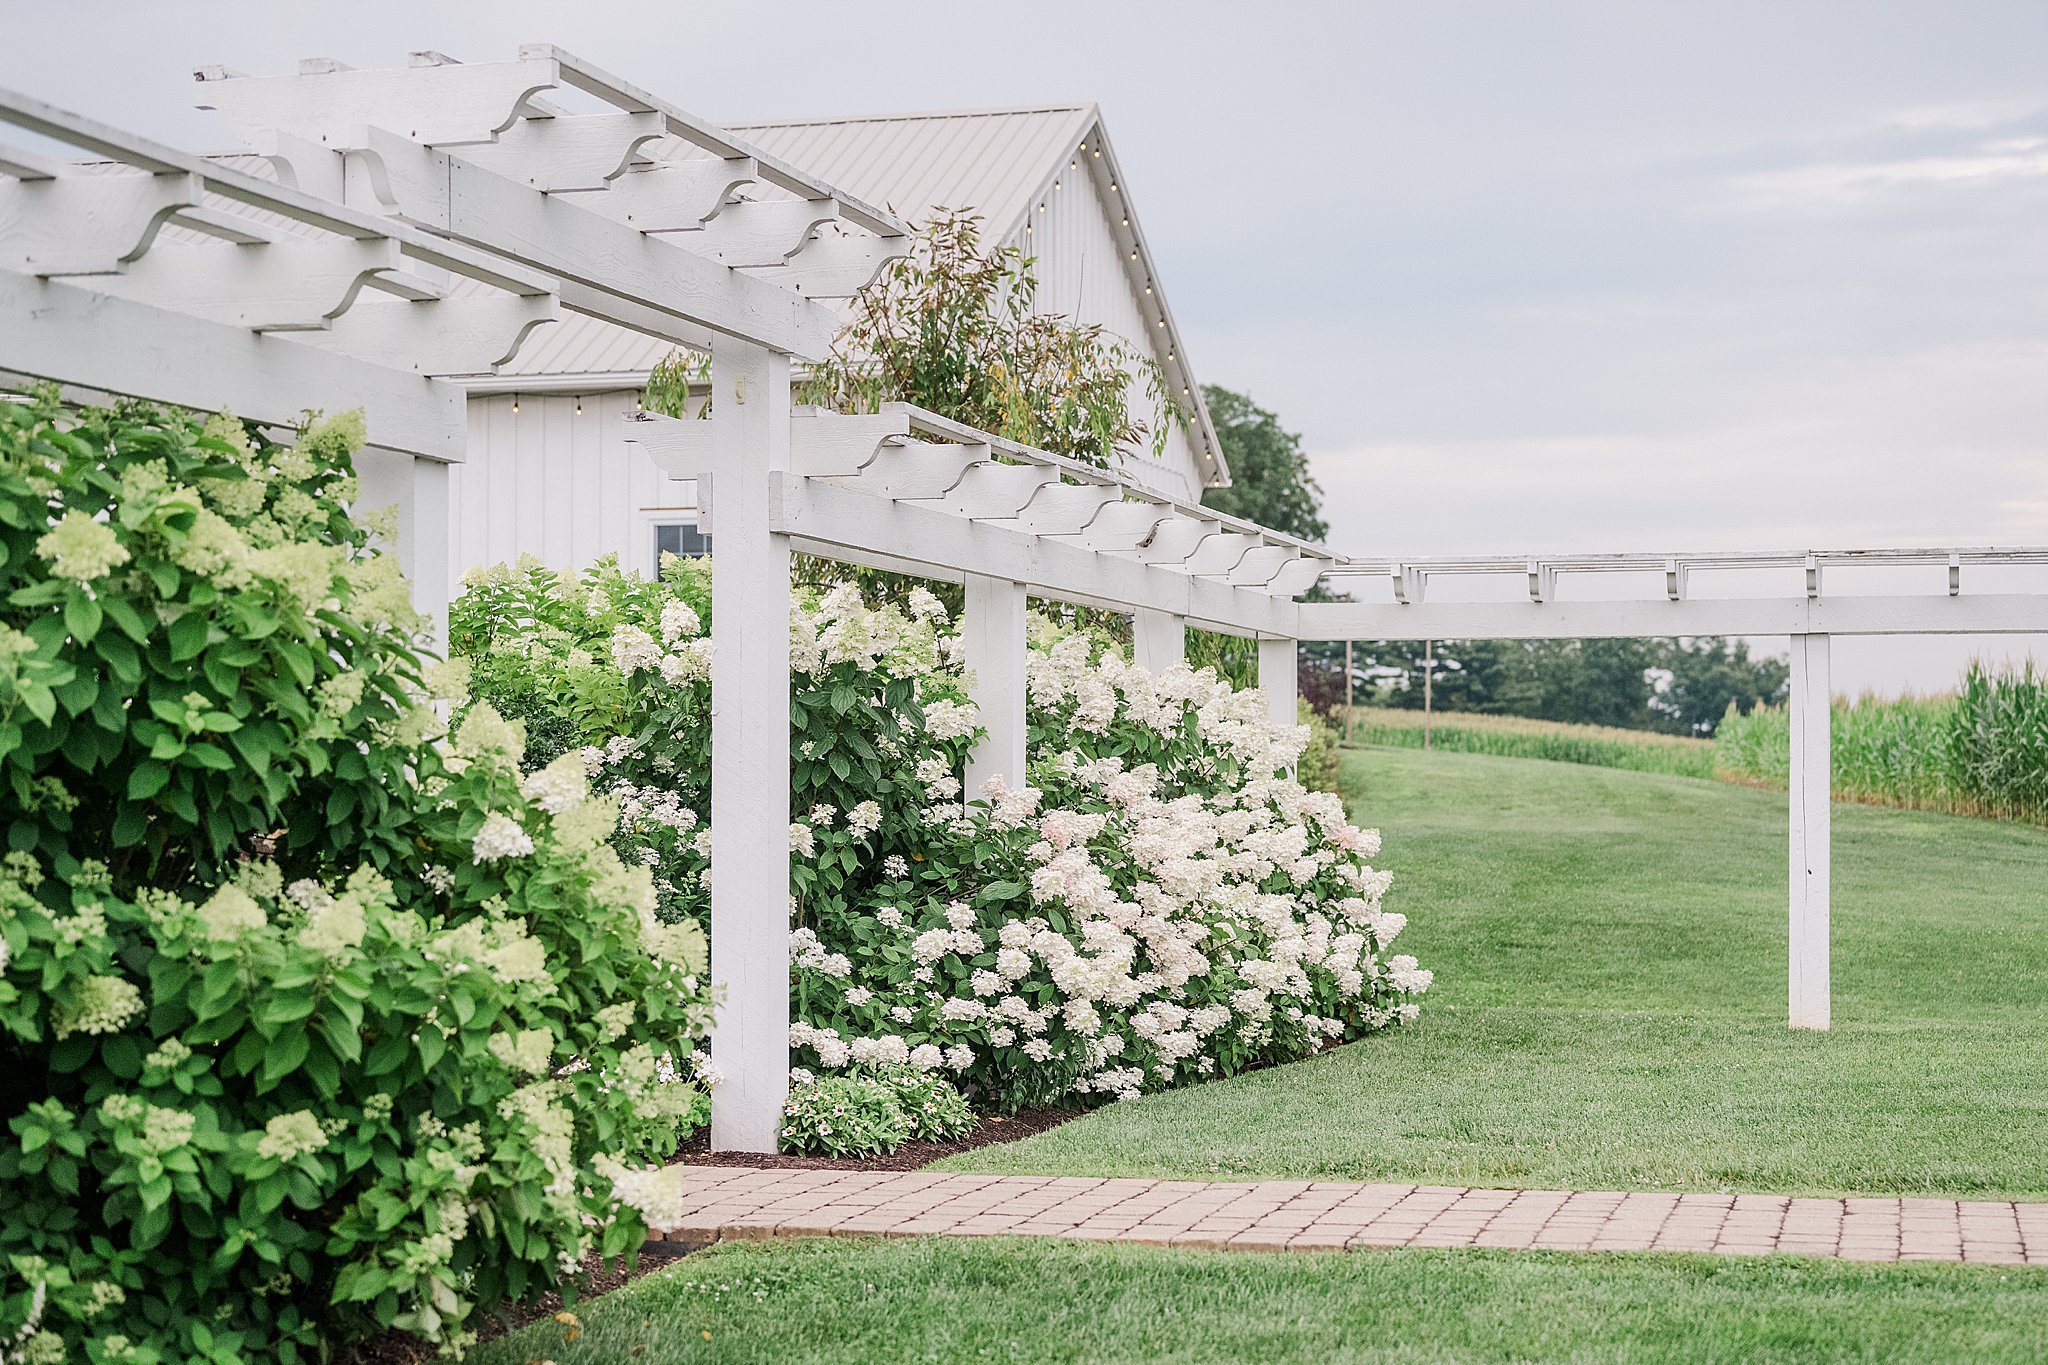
xmin=1298 ymin=594 xmax=2048 ymax=640
xmin=0 ymin=272 xmax=467 ymax=460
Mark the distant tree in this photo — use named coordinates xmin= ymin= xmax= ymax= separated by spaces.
xmin=1355 ymin=636 xmax=1788 ymax=736
xmin=1198 ymin=385 xmax=1328 ymax=541
xmin=1649 ymin=636 xmax=1789 ymax=735
xmin=1191 ymin=387 xmax=1337 ymax=697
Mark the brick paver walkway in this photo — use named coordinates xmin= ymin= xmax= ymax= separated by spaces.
xmin=654 ymin=1167 xmax=2048 ymax=1265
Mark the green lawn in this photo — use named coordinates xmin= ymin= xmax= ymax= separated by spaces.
xmin=938 ymin=747 xmax=2048 ymax=1198
xmin=472 ymin=1237 xmax=2048 ymax=1365
xmin=472 ymin=748 xmax=2048 ymax=1365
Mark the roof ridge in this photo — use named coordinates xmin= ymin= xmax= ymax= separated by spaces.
xmin=730 ymin=103 xmax=1093 ymax=131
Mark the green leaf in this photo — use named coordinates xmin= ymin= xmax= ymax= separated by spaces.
xmin=260 ymin=1029 xmax=310 ymax=1088
xmin=168 ymin=611 xmax=210 ymax=661
xmin=125 ymin=760 xmax=173 ymax=800
xmin=63 ymin=589 xmax=101 ymax=643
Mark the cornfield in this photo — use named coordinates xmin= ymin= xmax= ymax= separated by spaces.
xmin=1712 ymin=662 xmax=2048 ymax=825
xmin=1342 ymin=707 xmax=1717 ymax=779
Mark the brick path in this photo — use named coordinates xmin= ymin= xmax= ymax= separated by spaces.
xmin=653 ymin=1167 xmax=2048 ymax=1265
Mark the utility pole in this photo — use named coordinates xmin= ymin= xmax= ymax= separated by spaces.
xmin=1423 ymin=639 xmax=1433 ymax=751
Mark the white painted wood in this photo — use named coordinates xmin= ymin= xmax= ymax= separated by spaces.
xmin=674 ymin=198 xmax=839 ymax=267
xmin=1132 ymin=517 xmax=1216 ymax=567
xmin=331 ymin=129 xmax=842 ymax=358
xmin=1788 ymin=633 xmax=1832 ymax=1031
xmin=410 ymin=456 xmax=453 ymax=650
xmin=0 ymin=271 xmax=467 ymax=460
xmin=775 ymin=475 xmax=1299 ymax=636
xmin=913 ymin=462 xmax=1055 ymax=519
xmin=755 ymin=232 xmax=909 ymax=300
xmin=1133 ymin=609 xmax=1186 ymax=672
xmin=1264 ymin=557 xmax=1328 ymax=598
xmin=91 ymin=236 xmax=399 ymax=331
xmin=999 ymin=482 xmax=1121 ymax=536
xmin=311 ymin=293 xmax=561 ymax=375
xmin=1260 ymin=638 xmax=1298 ymax=731
xmin=1058 ymin=501 xmax=1168 ymax=552
xmin=0 ymin=141 xmax=61 ymax=181
xmin=456 ymin=111 xmax=666 ymax=191
xmin=196 ymin=55 xmax=558 ymax=147
xmin=705 ymin=339 xmax=794 ymax=1154
xmin=1181 ymin=530 xmax=1260 ymax=578
xmin=1298 ymin=594 xmax=2048 ymax=640
xmin=832 ymin=440 xmax=982 ymax=500
xmin=962 ymin=574 xmax=1028 ymax=802
xmin=565 ymin=157 xmax=758 ymax=230
xmin=0 ymin=172 xmax=204 ymax=275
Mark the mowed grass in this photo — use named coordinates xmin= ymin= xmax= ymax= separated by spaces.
xmin=939 ymin=746 xmax=2048 ymax=1197
xmin=473 ymin=1237 xmax=2048 ymax=1365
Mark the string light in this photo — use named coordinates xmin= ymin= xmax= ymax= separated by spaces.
xmin=575 ymin=396 xmax=583 ymax=416
xmin=511 ymin=396 xmax=520 ymax=414
xmin=1070 ymin=160 xmax=1077 ymax=170
xmin=1110 ymin=182 xmax=1117 ymax=192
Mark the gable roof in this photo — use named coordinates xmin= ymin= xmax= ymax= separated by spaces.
xmin=493 ymin=104 xmax=1226 ymax=489
xmin=732 ymin=105 xmax=1097 ymax=240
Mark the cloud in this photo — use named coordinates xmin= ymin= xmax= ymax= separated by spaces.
xmin=1728 ymin=141 xmax=2048 ymax=209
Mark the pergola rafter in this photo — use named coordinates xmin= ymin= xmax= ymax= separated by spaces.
xmin=191 ymin=45 xmax=913 ymax=355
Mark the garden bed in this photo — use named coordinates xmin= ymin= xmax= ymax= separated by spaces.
xmin=674 ymin=1105 xmax=1082 ymax=1172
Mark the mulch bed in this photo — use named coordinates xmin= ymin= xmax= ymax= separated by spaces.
xmin=673 ymin=1104 xmax=1081 ymax=1171
xmin=343 ymin=1107 xmax=1080 ymax=1362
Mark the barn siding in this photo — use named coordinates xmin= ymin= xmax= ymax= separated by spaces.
xmin=449 ymin=393 xmax=698 ymax=581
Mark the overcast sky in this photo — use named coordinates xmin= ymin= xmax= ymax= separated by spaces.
xmin=7 ymin=1 xmax=2046 ymax=694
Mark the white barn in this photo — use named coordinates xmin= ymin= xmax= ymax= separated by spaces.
xmin=450 ymin=104 xmax=1228 ymax=579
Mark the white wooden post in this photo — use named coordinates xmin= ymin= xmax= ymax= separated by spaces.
xmin=706 ymin=339 xmax=794 ymax=1151
xmin=962 ymin=573 xmax=1027 ymax=801
xmin=1260 ymin=637 xmax=1298 ymax=730
xmin=410 ymin=457 xmax=453 ymax=655
xmin=1788 ymin=632 xmax=1832 ymax=1031
xmin=1133 ymin=609 xmax=1186 ymax=673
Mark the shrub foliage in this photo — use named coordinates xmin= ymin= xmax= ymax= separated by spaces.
xmin=456 ymin=557 xmax=1430 ymax=1124
xmin=0 ymin=397 xmax=713 ymax=1363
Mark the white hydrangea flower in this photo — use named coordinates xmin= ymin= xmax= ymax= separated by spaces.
xmin=471 ymin=812 xmax=535 ymax=863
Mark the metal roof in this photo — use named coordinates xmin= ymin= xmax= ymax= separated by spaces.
xmin=492 ymin=104 xmax=1227 ymax=488
xmin=730 ymin=106 xmax=1097 ymax=239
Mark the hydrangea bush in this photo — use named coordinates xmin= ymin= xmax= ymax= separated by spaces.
xmin=456 ymin=557 xmax=1430 ymax=1121
xmin=0 ymin=397 xmax=714 ymax=1362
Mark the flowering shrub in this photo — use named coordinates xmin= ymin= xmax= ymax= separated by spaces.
xmin=455 ymin=557 xmax=1429 ymax=1127
xmin=779 ymin=1073 xmax=911 ymax=1158
xmin=778 ymin=1066 xmax=973 ymax=1156
xmin=0 ymin=398 xmax=714 ymax=1362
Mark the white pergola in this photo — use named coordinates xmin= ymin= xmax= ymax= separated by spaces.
xmin=0 ymin=51 xmax=1320 ymax=1151
xmin=5 ymin=51 xmax=2046 ymax=1153
xmin=1298 ymin=550 xmax=2048 ymax=1033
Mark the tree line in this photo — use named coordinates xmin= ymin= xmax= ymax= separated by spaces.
xmin=1201 ymin=385 xmax=1787 ymax=737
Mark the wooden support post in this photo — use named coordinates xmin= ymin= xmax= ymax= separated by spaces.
xmin=1788 ymin=632 xmax=1832 ymax=1031
xmin=962 ymin=573 xmax=1027 ymax=801
xmin=706 ymin=339 xmax=794 ymax=1151
xmin=409 ymin=456 xmax=452 ymax=655
xmin=1260 ymin=637 xmax=1298 ymax=731
xmin=1344 ymin=639 xmax=1354 ymax=744
xmin=1132 ymin=608 xmax=1186 ymax=674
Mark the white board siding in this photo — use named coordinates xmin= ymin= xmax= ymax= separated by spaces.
xmin=451 ymin=393 xmax=698 ymax=579
xmin=1006 ymin=160 xmax=1203 ymax=502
